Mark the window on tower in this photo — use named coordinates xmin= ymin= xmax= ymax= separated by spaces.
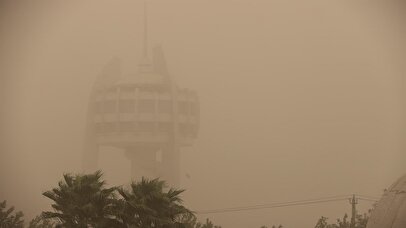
xmin=178 ymin=101 xmax=189 ymax=115
xmin=138 ymin=99 xmax=155 ymax=113
xmin=120 ymin=86 xmax=134 ymax=94
xmin=190 ymin=102 xmax=198 ymax=116
xmin=94 ymin=123 xmax=103 ymax=133
xmin=119 ymin=100 xmax=135 ymax=113
xmin=103 ymin=100 xmax=116 ymax=113
xmin=178 ymin=123 xmax=192 ymax=136
xmin=138 ymin=122 xmax=155 ymax=132
xmin=103 ymin=122 xmax=116 ymax=133
xmin=158 ymin=122 xmax=173 ymax=132
xmin=93 ymin=101 xmax=103 ymax=113
xmin=118 ymin=121 xmax=134 ymax=132
xmin=158 ymin=100 xmax=172 ymax=113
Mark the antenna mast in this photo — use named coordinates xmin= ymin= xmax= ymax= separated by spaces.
xmin=143 ymin=0 xmax=148 ymax=58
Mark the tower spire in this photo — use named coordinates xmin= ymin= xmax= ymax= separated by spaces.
xmin=143 ymin=0 xmax=148 ymax=58
xmin=138 ymin=0 xmax=151 ymax=72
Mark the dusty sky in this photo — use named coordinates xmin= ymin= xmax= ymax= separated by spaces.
xmin=0 ymin=0 xmax=405 ymax=227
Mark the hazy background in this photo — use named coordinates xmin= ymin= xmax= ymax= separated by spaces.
xmin=0 ymin=0 xmax=405 ymax=227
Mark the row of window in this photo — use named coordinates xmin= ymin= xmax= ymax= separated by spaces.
xmin=99 ymin=86 xmax=196 ymax=96
xmin=94 ymin=122 xmax=197 ymax=136
xmin=93 ymin=100 xmax=198 ymax=115
xmin=101 ymin=86 xmax=174 ymax=94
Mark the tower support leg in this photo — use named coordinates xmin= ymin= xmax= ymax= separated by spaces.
xmin=126 ymin=148 xmax=157 ymax=182
xmin=83 ymin=141 xmax=99 ymax=173
xmin=160 ymin=144 xmax=180 ymax=187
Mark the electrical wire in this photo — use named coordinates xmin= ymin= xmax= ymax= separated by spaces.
xmin=357 ymin=194 xmax=380 ymax=201
xmin=196 ymin=196 xmax=350 ymax=214
xmin=195 ymin=194 xmax=379 ymax=214
xmin=358 ymin=197 xmax=379 ymax=202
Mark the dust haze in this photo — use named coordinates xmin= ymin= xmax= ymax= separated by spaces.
xmin=0 ymin=0 xmax=405 ymax=227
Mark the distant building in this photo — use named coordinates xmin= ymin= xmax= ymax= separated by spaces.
xmin=83 ymin=3 xmax=199 ymax=186
xmin=366 ymin=175 xmax=406 ymax=228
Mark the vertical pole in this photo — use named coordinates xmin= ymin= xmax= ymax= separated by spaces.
xmin=161 ymin=144 xmax=180 ymax=187
xmin=349 ymin=194 xmax=358 ymax=228
xmin=143 ymin=0 xmax=148 ymax=58
xmin=126 ymin=148 xmax=157 ymax=181
xmin=83 ymin=91 xmax=99 ymax=173
xmin=158 ymin=73 xmax=181 ymax=188
xmin=83 ymin=139 xmax=98 ymax=173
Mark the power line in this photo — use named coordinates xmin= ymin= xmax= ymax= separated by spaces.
xmin=357 ymin=194 xmax=380 ymax=199
xmin=197 ymin=198 xmax=347 ymax=214
xmin=356 ymin=194 xmax=380 ymax=201
xmin=200 ymin=194 xmax=350 ymax=212
xmin=195 ymin=194 xmax=379 ymax=215
xmin=358 ymin=197 xmax=379 ymax=202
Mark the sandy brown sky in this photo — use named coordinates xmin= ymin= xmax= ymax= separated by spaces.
xmin=0 ymin=0 xmax=405 ymax=227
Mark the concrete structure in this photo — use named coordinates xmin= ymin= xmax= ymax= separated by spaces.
xmin=366 ymin=175 xmax=406 ymax=228
xmin=83 ymin=4 xmax=199 ymax=186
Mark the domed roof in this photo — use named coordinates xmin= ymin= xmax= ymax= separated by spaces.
xmin=116 ymin=71 xmax=166 ymax=86
xmin=367 ymin=175 xmax=406 ymax=228
xmin=115 ymin=57 xmax=170 ymax=86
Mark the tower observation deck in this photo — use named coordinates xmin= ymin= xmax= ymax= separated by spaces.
xmin=83 ymin=3 xmax=199 ymax=186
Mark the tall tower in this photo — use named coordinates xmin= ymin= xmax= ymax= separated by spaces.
xmin=83 ymin=3 xmax=199 ymax=186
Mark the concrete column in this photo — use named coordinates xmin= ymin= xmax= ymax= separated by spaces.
xmin=83 ymin=91 xmax=99 ymax=173
xmin=126 ymin=148 xmax=157 ymax=182
xmin=83 ymin=138 xmax=99 ymax=173
xmin=160 ymin=144 xmax=180 ymax=187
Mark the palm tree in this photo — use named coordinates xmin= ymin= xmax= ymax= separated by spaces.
xmin=194 ymin=218 xmax=221 ymax=228
xmin=177 ymin=212 xmax=197 ymax=228
xmin=28 ymin=215 xmax=58 ymax=228
xmin=42 ymin=170 xmax=122 ymax=228
xmin=117 ymin=177 xmax=194 ymax=228
xmin=314 ymin=213 xmax=369 ymax=228
xmin=0 ymin=200 xmax=24 ymax=228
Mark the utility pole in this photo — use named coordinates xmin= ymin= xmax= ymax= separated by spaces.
xmin=349 ymin=194 xmax=358 ymax=228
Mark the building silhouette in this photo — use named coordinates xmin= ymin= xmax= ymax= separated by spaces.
xmin=366 ymin=175 xmax=406 ymax=228
xmin=83 ymin=3 xmax=199 ymax=186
